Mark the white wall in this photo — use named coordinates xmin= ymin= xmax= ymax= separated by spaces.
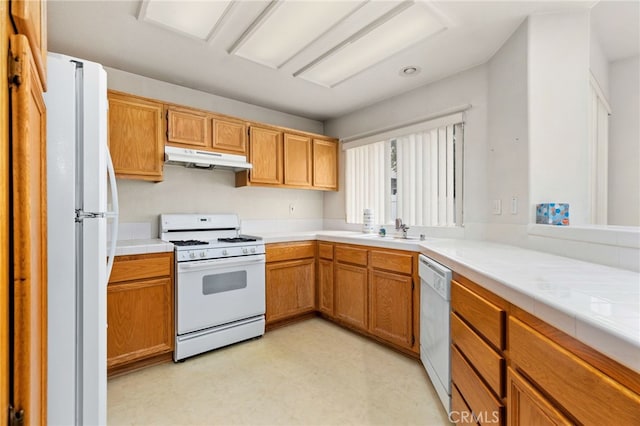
xmin=323 ymin=65 xmax=489 ymax=231
xmin=528 ymin=11 xmax=591 ymax=225
xmin=608 ymin=55 xmax=640 ymax=226
xmin=106 ymin=68 xmax=325 ymax=237
xmin=116 ymin=166 xmax=324 ymax=237
xmin=487 ymin=20 xmax=529 ymax=226
xmin=106 ymin=67 xmax=323 ymax=133
xmin=589 ymin=28 xmax=610 ymax=99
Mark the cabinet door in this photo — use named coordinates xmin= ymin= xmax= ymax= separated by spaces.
xmin=11 ymin=0 xmax=47 ymax=90
xmin=317 ymin=258 xmax=334 ymax=316
xmin=284 ymin=133 xmax=312 ymax=187
xmin=369 ymin=270 xmax=413 ymax=348
xmin=107 ymin=277 xmax=173 ymax=369
xmin=9 ymin=34 xmax=47 ymax=426
xmin=166 ymin=107 xmax=209 ymax=148
xmin=248 ymin=126 xmax=283 ymax=185
xmin=507 ymin=368 xmax=572 ymax=426
xmin=266 ymin=258 xmax=315 ymax=324
xmin=313 ymin=139 xmax=338 ymax=190
xmin=334 ymin=263 xmax=368 ymax=330
xmin=212 ymin=117 xmax=247 ymax=155
xmin=108 ymin=91 xmax=164 ymax=181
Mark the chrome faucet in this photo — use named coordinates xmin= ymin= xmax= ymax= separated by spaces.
xmin=395 ymin=218 xmax=409 ymax=239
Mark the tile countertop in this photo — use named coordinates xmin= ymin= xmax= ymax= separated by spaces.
xmin=113 ymin=239 xmax=174 ymax=256
xmin=260 ymin=231 xmax=640 ymax=373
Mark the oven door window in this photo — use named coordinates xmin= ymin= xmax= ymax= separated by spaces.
xmin=203 ymin=271 xmax=247 ymax=295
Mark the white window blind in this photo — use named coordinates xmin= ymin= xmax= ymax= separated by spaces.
xmin=396 ymin=124 xmax=461 ymax=226
xmin=345 ymin=141 xmax=388 ymax=224
xmin=344 ymin=112 xmax=464 ymax=227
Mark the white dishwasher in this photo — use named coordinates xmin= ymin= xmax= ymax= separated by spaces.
xmin=419 ymin=254 xmax=452 ymax=413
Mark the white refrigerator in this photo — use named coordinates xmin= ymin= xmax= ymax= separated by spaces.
xmin=45 ymin=52 xmax=118 ymax=426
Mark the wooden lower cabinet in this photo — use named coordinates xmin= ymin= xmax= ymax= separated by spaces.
xmin=317 ymin=258 xmax=334 ymax=316
xmin=107 ymin=252 xmax=174 ymax=375
xmin=265 ymin=241 xmax=316 ymax=326
xmin=453 ymin=273 xmax=640 ymax=426
xmin=334 ymin=263 xmax=368 ymax=330
xmin=368 ymin=269 xmax=413 ymax=348
xmin=329 ymin=243 xmax=418 ymax=354
xmin=266 ymin=258 xmax=315 ymax=323
xmin=507 ymin=368 xmax=571 ymax=426
xmin=508 ymin=316 xmax=640 ymax=425
xmin=451 ymin=275 xmax=506 ymax=425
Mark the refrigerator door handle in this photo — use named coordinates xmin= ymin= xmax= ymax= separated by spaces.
xmin=105 ymin=145 xmax=119 ymax=281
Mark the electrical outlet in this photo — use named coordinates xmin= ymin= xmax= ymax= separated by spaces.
xmin=492 ymin=199 xmax=502 ymax=215
xmin=289 ymin=203 xmax=295 ymax=216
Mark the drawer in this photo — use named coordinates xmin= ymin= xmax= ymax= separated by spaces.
xmin=318 ymin=242 xmax=334 ymax=260
xmin=266 ymin=241 xmax=315 ymax=262
xmin=452 ymin=312 xmax=504 ymax=397
xmin=452 ymin=345 xmax=503 ymax=426
xmin=451 ymin=384 xmax=480 ymax=426
xmin=109 ymin=253 xmax=172 ymax=284
xmin=370 ymin=249 xmax=412 ymax=275
xmin=509 ymin=317 xmax=640 ymax=425
xmin=451 ymin=280 xmax=505 ymax=350
xmin=335 ymin=245 xmax=368 ymax=266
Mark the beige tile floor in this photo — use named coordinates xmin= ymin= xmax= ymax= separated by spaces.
xmin=108 ymin=318 xmax=452 ymax=425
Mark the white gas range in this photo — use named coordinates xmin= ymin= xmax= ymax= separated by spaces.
xmin=160 ymin=214 xmax=266 ymax=361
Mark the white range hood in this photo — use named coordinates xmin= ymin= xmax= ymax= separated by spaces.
xmin=164 ymin=146 xmax=252 ymax=171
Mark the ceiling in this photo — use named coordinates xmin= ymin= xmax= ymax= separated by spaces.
xmin=47 ymin=1 xmax=634 ymax=121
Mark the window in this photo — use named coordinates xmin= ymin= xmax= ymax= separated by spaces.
xmin=344 ymin=114 xmax=464 ymax=227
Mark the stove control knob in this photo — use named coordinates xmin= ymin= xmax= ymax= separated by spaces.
xmin=222 ymin=250 xmax=228 ymax=256
xmin=200 ymin=251 xmax=206 ymax=258
xmin=250 ymin=247 xmax=256 ymax=253
xmin=189 ymin=252 xmax=196 ymax=259
xmin=242 ymin=248 xmax=248 ymax=254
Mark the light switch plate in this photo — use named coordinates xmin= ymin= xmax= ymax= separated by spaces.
xmin=511 ymin=197 xmax=518 ymax=215
xmin=492 ymin=199 xmax=502 ymax=215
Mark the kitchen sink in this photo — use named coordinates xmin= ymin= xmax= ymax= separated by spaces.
xmin=357 ymin=234 xmax=421 ymax=241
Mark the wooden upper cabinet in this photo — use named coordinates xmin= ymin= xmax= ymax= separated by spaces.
xmin=9 ymin=33 xmax=48 ymax=426
xmin=246 ymin=126 xmax=283 ymax=185
xmin=11 ymin=0 xmax=47 ymax=90
xmin=166 ymin=106 xmax=209 ymax=148
xmin=212 ymin=117 xmax=247 ymax=155
xmin=108 ymin=91 xmax=164 ymax=181
xmin=313 ymin=139 xmax=338 ymax=190
xmin=283 ymin=133 xmax=312 ymax=187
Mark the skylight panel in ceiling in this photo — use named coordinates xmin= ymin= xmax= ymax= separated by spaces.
xmin=139 ymin=0 xmax=233 ymax=41
xmin=296 ymin=2 xmax=446 ymax=87
xmin=230 ymin=1 xmax=365 ymax=69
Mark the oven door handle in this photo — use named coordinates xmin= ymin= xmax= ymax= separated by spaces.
xmin=178 ymin=254 xmax=266 ymax=272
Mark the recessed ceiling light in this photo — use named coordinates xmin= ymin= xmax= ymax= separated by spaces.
xmin=138 ymin=0 xmax=233 ymax=42
xmin=400 ymin=66 xmax=420 ymax=76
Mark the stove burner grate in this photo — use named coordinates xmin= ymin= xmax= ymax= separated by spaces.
xmin=217 ymin=237 xmax=257 ymax=243
xmin=171 ymin=240 xmax=208 ymax=246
